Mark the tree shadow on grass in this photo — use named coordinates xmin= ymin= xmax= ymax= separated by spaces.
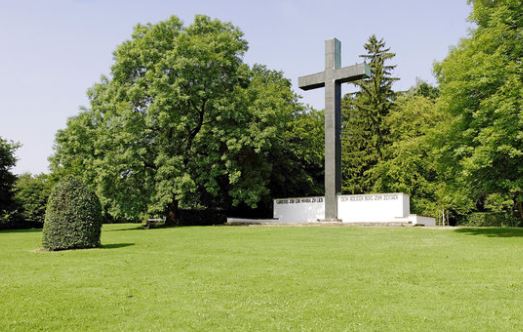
xmin=104 ymin=225 xmax=145 ymax=232
xmin=0 ymin=228 xmax=42 ymax=234
xmin=101 ymin=243 xmax=135 ymax=249
xmin=454 ymin=227 xmax=523 ymax=238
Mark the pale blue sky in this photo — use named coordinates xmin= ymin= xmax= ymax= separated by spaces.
xmin=0 ymin=0 xmax=473 ymax=174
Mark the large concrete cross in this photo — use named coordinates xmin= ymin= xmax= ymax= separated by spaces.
xmin=298 ymin=38 xmax=370 ymax=221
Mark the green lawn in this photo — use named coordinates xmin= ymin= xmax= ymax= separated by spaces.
xmin=1 ymin=224 xmax=522 ymax=331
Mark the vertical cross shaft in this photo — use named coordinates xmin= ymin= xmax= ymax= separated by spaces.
xmin=323 ymin=39 xmax=342 ymax=221
xmin=298 ymin=38 xmax=369 ymax=222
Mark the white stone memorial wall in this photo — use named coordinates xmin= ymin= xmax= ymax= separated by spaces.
xmin=273 ymin=197 xmax=325 ymax=223
xmin=273 ymin=193 xmax=435 ymax=226
xmin=338 ymin=193 xmax=409 ymax=222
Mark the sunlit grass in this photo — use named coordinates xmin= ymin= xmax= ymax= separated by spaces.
xmin=1 ymin=224 xmax=522 ymax=331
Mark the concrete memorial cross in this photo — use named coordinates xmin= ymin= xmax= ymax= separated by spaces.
xmin=298 ymin=38 xmax=370 ymax=221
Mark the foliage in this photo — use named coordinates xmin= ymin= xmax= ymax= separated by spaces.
xmin=413 ymin=81 xmax=440 ymax=101
xmin=0 ymin=137 xmax=20 ymax=226
xmin=42 ymin=177 xmax=102 ymax=250
xmin=464 ymin=212 xmax=521 ymax=227
xmin=50 ymin=16 xmax=311 ymax=223
xmin=342 ymin=35 xmax=398 ymax=194
xmin=434 ymin=0 xmax=523 ymax=221
xmin=14 ymin=173 xmax=52 ymax=226
xmin=370 ymin=88 xmax=446 ymax=216
xmin=2 ymin=224 xmax=523 ymax=330
xmin=270 ymin=107 xmax=324 ymax=198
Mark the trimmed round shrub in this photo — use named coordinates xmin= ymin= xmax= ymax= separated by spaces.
xmin=42 ymin=177 xmax=102 ymax=250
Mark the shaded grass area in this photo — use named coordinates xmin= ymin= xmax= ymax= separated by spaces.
xmin=454 ymin=227 xmax=523 ymax=238
xmin=1 ymin=224 xmax=522 ymax=331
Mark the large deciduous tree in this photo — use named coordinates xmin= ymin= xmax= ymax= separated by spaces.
xmin=51 ymin=15 xmax=311 ymax=223
xmin=369 ymin=84 xmax=447 ymax=217
xmin=342 ymin=35 xmax=398 ymax=194
xmin=434 ymin=0 xmax=523 ymax=222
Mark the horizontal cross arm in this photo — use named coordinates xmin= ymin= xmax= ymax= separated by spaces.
xmin=298 ymin=71 xmax=325 ymax=90
xmin=334 ymin=63 xmax=371 ymax=83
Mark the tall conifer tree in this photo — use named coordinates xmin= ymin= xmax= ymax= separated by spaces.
xmin=342 ymin=35 xmax=397 ymax=194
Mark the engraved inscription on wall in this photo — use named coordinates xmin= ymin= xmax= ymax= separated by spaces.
xmin=340 ymin=194 xmax=399 ymax=202
xmin=275 ymin=197 xmax=324 ymax=205
xmin=275 ymin=194 xmax=399 ymax=205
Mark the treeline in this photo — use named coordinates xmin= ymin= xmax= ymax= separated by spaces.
xmin=341 ymin=0 xmax=522 ymax=226
xmin=0 ymin=137 xmax=51 ymax=228
xmin=1 ymin=0 xmax=521 ymax=228
xmin=2 ymin=16 xmax=325 ymax=228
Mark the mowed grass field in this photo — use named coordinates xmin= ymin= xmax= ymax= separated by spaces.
xmin=1 ymin=224 xmax=522 ymax=331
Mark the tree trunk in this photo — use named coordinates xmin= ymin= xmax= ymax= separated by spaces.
xmin=518 ymin=200 xmax=523 ymax=225
xmin=164 ymin=200 xmax=179 ymax=226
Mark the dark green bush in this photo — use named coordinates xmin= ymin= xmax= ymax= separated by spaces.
xmin=42 ymin=177 xmax=102 ymax=250
xmin=464 ymin=212 xmax=520 ymax=227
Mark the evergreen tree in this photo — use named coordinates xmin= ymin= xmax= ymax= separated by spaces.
xmin=342 ymin=35 xmax=398 ymax=194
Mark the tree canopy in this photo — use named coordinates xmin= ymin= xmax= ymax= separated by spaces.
xmin=45 ymin=2 xmax=522 ymax=226
xmin=370 ymin=85 xmax=446 ymax=217
xmin=338 ymin=0 xmax=522 ymax=225
xmin=434 ymin=0 xmax=523 ymax=221
xmin=51 ymin=15 xmax=318 ymax=223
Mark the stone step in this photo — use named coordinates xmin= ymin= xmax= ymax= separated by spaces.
xmin=226 ymin=218 xmax=417 ymax=227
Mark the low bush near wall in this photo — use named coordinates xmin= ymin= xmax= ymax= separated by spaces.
xmin=464 ymin=212 xmax=520 ymax=227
